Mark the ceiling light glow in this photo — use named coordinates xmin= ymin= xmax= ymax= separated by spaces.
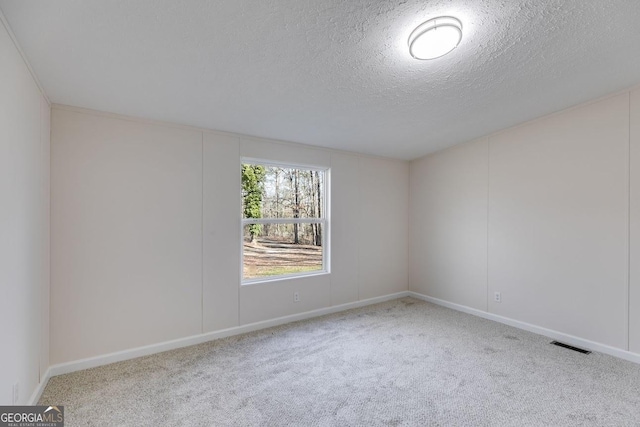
xmin=408 ymin=16 xmax=462 ymax=60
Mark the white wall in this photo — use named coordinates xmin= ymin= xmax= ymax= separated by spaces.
xmin=50 ymin=110 xmax=203 ymax=364
xmin=358 ymin=157 xmax=409 ymax=300
xmin=0 ymin=17 xmax=50 ymax=404
xmin=409 ymin=138 xmax=488 ymax=311
xmin=51 ymin=107 xmax=409 ymax=364
xmin=329 ymin=153 xmax=360 ymax=305
xmin=630 ymin=88 xmax=640 ymax=353
xmin=489 ymin=94 xmax=629 ymax=348
xmin=203 ymin=132 xmax=240 ymax=332
xmin=410 ymin=91 xmax=635 ymax=353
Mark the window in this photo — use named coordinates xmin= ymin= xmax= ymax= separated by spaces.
xmin=241 ymin=160 xmax=328 ymax=283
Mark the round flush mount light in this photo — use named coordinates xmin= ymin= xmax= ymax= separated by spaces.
xmin=408 ymin=16 xmax=462 ymax=60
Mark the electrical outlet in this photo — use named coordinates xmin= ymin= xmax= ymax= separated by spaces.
xmin=494 ymin=292 xmax=501 ymax=303
xmin=12 ymin=382 xmax=19 ymax=405
xmin=293 ymin=292 xmax=300 ymax=303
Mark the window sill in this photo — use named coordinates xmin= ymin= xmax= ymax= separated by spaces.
xmin=241 ymin=270 xmax=330 ymax=286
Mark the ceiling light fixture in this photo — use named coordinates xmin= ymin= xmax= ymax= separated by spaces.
xmin=408 ymin=16 xmax=462 ymax=60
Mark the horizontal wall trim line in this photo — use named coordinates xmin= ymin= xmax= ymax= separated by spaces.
xmin=47 ymin=291 xmax=410 ymax=379
xmin=409 ymin=291 xmax=640 ymax=365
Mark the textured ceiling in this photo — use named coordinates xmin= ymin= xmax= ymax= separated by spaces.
xmin=1 ymin=1 xmax=640 ymax=160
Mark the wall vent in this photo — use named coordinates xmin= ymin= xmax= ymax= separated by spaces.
xmin=550 ymin=341 xmax=591 ymax=354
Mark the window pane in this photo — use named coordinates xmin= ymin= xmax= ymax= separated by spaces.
xmin=242 ymin=164 xmax=324 ymax=220
xmin=243 ymin=223 xmax=323 ymax=280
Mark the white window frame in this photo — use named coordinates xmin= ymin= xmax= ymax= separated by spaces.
xmin=241 ymin=158 xmax=330 ymax=285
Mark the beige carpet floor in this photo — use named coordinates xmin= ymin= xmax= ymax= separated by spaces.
xmin=40 ymin=298 xmax=640 ymax=426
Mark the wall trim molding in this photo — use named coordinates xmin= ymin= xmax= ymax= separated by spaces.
xmin=33 ymin=290 xmax=639 ymax=402
xmin=28 ymin=368 xmax=52 ymax=405
xmin=409 ymin=291 xmax=640 ymax=365
xmin=45 ymin=291 xmax=410 ymax=382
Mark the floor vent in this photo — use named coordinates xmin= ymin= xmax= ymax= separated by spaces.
xmin=550 ymin=341 xmax=591 ymax=354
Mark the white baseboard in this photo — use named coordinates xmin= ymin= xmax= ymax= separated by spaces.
xmin=47 ymin=291 xmax=410 ymax=379
xmin=409 ymin=291 xmax=640 ymax=365
xmin=28 ymin=367 xmax=52 ymax=405
xmin=34 ymin=290 xmax=639 ymax=402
